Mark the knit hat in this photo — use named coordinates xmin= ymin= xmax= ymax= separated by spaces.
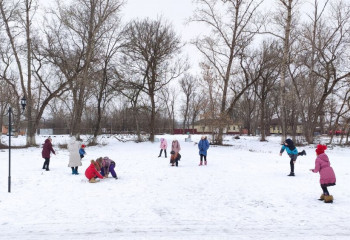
xmin=81 ymin=144 xmax=86 ymax=148
xmin=316 ymin=144 xmax=327 ymax=155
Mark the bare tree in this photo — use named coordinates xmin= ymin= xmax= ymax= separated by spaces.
xmin=91 ymin=25 xmax=124 ymax=143
xmin=123 ymin=18 xmax=184 ymax=142
xmin=291 ymin=0 xmax=350 ymax=143
xmin=260 ymin=0 xmax=301 ymax=143
xmin=190 ymin=0 xmax=264 ymax=144
xmin=254 ymin=41 xmax=281 ymax=141
xmin=0 ymin=0 xmax=37 ymax=145
xmin=180 ymin=73 xmax=197 ymax=132
xmin=160 ymin=85 xmax=177 ymax=134
xmin=50 ymin=0 xmax=124 ymax=139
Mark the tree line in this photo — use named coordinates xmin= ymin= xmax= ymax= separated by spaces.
xmin=1 ymin=0 xmax=350 ymax=146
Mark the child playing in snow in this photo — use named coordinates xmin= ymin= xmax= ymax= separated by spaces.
xmin=158 ymin=138 xmax=167 ymax=158
xmin=68 ymin=137 xmax=82 ymax=175
xmin=170 ymin=139 xmax=181 ymax=167
xmin=41 ymin=136 xmax=55 ymax=171
xmin=198 ymin=135 xmax=210 ymax=166
xmin=310 ymin=144 xmax=336 ymax=203
xmin=279 ymin=138 xmax=306 ymax=176
xmin=99 ymin=156 xmax=118 ymax=179
xmin=79 ymin=144 xmax=86 ymax=159
xmin=85 ymin=159 xmax=104 ymax=183
xmin=170 ymin=150 xmax=181 ymax=167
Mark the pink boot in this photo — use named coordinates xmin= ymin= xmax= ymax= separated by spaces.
xmin=199 ymin=161 xmax=203 ymax=166
xmin=204 ymin=161 xmax=207 ymax=165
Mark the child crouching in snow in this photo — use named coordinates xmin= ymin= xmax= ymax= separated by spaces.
xmin=310 ymin=144 xmax=336 ymax=203
xmin=85 ymin=159 xmax=104 ymax=183
xmin=170 ymin=150 xmax=181 ymax=167
xmin=99 ymin=156 xmax=118 ymax=179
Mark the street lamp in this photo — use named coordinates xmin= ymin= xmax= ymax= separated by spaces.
xmin=8 ymin=96 xmax=26 ymax=193
xmin=21 ymin=96 xmax=27 ymax=111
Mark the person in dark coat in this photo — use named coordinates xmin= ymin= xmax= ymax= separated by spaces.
xmin=170 ymin=150 xmax=181 ymax=167
xmin=41 ymin=137 xmax=55 ymax=171
xmin=198 ymin=135 xmax=210 ymax=166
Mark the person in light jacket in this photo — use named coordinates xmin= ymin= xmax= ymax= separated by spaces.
xmin=158 ymin=138 xmax=167 ymax=158
xmin=310 ymin=144 xmax=336 ymax=203
xmin=42 ymin=136 xmax=55 ymax=171
xmin=67 ymin=137 xmax=82 ymax=175
xmin=198 ymin=135 xmax=210 ymax=166
xmin=170 ymin=139 xmax=181 ymax=165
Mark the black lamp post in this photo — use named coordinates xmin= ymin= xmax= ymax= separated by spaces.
xmin=8 ymin=96 xmax=26 ymax=193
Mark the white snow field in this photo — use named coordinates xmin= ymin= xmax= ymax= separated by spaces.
xmin=0 ymin=134 xmax=349 ymax=240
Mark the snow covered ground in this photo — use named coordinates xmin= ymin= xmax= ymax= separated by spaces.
xmin=0 ymin=134 xmax=349 ymax=240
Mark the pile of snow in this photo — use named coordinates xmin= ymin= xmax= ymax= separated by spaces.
xmin=0 ymin=134 xmax=349 ymax=239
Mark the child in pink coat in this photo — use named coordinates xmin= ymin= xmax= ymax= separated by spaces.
xmin=310 ymin=144 xmax=336 ymax=203
xmin=158 ymin=138 xmax=167 ymax=158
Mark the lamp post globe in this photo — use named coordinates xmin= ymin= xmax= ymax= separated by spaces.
xmin=21 ymin=96 xmax=27 ymax=111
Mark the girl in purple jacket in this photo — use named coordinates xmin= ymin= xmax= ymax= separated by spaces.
xmin=310 ymin=144 xmax=336 ymax=203
xmin=100 ymin=156 xmax=118 ymax=179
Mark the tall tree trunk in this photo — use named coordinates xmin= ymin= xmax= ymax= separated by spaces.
xmin=280 ymin=1 xmax=292 ymax=143
xmin=149 ymin=91 xmax=156 ymax=142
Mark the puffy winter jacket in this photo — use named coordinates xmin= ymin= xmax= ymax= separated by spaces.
xmin=79 ymin=148 xmax=86 ymax=156
xmin=42 ymin=139 xmax=55 ymax=158
xmin=160 ymin=138 xmax=167 ymax=150
xmin=198 ymin=139 xmax=210 ymax=156
xmin=85 ymin=161 xmax=104 ymax=180
xmin=101 ymin=157 xmax=115 ymax=177
xmin=68 ymin=138 xmax=82 ymax=167
xmin=280 ymin=145 xmax=298 ymax=155
xmin=312 ymin=153 xmax=336 ymax=185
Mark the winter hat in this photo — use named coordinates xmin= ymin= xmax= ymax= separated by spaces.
xmin=316 ymin=144 xmax=327 ymax=155
xmin=170 ymin=150 xmax=175 ymax=154
xmin=284 ymin=138 xmax=296 ymax=150
xmin=81 ymin=144 xmax=86 ymax=148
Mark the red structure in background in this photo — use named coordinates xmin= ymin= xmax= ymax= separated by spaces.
xmin=173 ymin=129 xmax=198 ymax=134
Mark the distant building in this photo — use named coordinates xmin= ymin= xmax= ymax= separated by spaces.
xmin=269 ymin=118 xmax=303 ymax=135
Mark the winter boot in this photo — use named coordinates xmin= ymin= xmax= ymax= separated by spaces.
xmin=72 ymin=169 xmax=75 ymax=175
xmin=287 ymin=172 xmax=295 ymax=176
xmin=199 ymin=161 xmax=203 ymax=166
xmin=299 ymin=150 xmax=306 ymax=156
xmin=318 ymin=194 xmax=325 ymax=201
xmin=324 ymin=195 xmax=333 ymax=203
xmin=204 ymin=161 xmax=207 ymax=166
xmin=89 ymin=178 xmax=96 ymax=183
